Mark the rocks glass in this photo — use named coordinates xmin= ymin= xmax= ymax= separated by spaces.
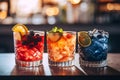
xmin=13 ymin=31 xmax=44 ymax=67
xmin=78 ymin=29 xmax=109 ymax=67
xmin=47 ymin=31 xmax=76 ymax=66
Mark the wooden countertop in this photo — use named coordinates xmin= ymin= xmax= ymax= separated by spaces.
xmin=0 ymin=53 xmax=120 ymax=76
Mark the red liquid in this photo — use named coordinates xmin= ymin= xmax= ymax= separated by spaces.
xmin=15 ymin=34 xmax=44 ymax=61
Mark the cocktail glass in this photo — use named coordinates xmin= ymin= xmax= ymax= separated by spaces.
xmin=13 ymin=31 xmax=44 ymax=67
xmin=78 ymin=29 xmax=109 ymax=67
xmin=47 ymin=31 xmax=76 ymax=66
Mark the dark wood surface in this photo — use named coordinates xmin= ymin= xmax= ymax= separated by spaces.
xmin=0 ymin=53 xmax=120 ymax=76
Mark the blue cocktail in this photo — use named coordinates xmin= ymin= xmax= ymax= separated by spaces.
xmin=78 ymin=29 xmax=109 ymax=67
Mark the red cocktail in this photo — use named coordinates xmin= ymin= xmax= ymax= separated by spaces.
xmin=12 ymin=24 xmax=44 ymax=67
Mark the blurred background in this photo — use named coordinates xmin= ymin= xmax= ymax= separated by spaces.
xmin=0 ymin=0 xmax=120 ymax=53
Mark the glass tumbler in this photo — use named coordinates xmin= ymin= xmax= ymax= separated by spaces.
xmin=47 ymin=31 xmax=76 ymax=66
xmin=78 ymin=29 xmax=109 ymax=67
xmin=13 ymin=31 xmax=44 ymax=67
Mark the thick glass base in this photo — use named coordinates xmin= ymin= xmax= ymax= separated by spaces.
xmin=48 ymin=59 xmax=74 ymax=67
xmin=79 ymin=58 xmax=107 ymax=67
xmin=16 ymin=59 xmax=42 ymax=67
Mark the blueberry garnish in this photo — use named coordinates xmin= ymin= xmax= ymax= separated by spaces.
xmin=35 ymin=34 xmax=42 ymax=42
xmin=37 ymin=37 xmax=42 ymax=42
xmin=34 ymin=41 xmax=38 ymax=45
xmin=30 ymin=31 xmax=34 ymax=36
xmin=22 ymin=40 xmax=28 ymax=45
xmin=22 ymin=31 xmax=42 ymax=47
xmin=27 ymin=35 xmax=33 ymax=40
xmin=28 ymin=42 xmax=34 ymax=48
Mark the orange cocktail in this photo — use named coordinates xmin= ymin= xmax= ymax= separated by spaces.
xmin=47 ymin=27 xmax=76 ymax=66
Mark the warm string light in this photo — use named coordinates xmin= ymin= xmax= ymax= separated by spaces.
xmin=46 ymin=7 xmax=59 ymax=16
xmin=0 ymin=11 xmax=7 ymax=19
xmin=107 ymin=3 xmax=120 ymax=11
xmin=68 ymin=0 xmax=81 ymax=5
xmin=0 ymin=2 xmax=8 ymax=19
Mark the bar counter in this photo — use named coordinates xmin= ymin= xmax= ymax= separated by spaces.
xmin=0 ymin=53 xmax=120 ymax=76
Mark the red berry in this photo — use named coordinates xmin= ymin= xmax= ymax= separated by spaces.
xmin=66 ymin=33 xmax=72 ymax=39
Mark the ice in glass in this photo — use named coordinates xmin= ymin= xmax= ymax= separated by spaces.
xmin=12 ymin=24 xmax=44 ymax=67
xmin=78 ymin=29 xmax=109 ymax=67
xmin=47 ymin=27 xmax=76 ymax=66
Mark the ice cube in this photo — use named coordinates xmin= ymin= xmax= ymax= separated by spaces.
xmin=93 ymin=32 xmax=100 ymax=38
xmin=98 ymin=29 xmax=109 ymax=38
xmin=98 ymin=37 xmax=108 ymax=43
xmin=88 ymin=29 xmax=99 ymax=37
xmin=93 ymin=35 xmax=107 ymax=43
xmin=97 ymin=35 xmax=103 ymax=39
xmin=90 ymin=29 xmax=109 ymax=39
xmin=102 ymin=43 xmax=108 ymax=51
xmin=103 ymin=32 xmax=109 ymax=38
xmin=94 ymin=40 xmax=104 ymax=49
xmin=92 ymin=28 xmax=98 ymax=34
xmin=88 ymin=31 xmax=93 ymax=37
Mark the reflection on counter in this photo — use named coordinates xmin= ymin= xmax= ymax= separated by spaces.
xmin=49 ymin=65 xmax=85 ymax=76
xmin=11 ymin=65 xmax=45 ymax=75
xmin=81 ymin=66 xmax=120 ymax=75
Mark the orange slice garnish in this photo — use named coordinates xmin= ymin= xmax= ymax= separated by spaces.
xmin=12 ymin=24 xmax=28 ymax=36
xmin=48 ymin=32 xmax=62 ymax=42
xmin=78 ymin=31 xmax=91 ymax=47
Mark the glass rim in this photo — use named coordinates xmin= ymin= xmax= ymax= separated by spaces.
xmin=46 ymin=31 xmax=76 ymax=33
xmin=29 ymin=30 xmax=44 ymax=33
xmin=13 ymin=30 xmax=45 ymax=33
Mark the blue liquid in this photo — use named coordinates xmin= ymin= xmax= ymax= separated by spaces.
xmin=80 ymin=36 xmax=108 ymax=61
